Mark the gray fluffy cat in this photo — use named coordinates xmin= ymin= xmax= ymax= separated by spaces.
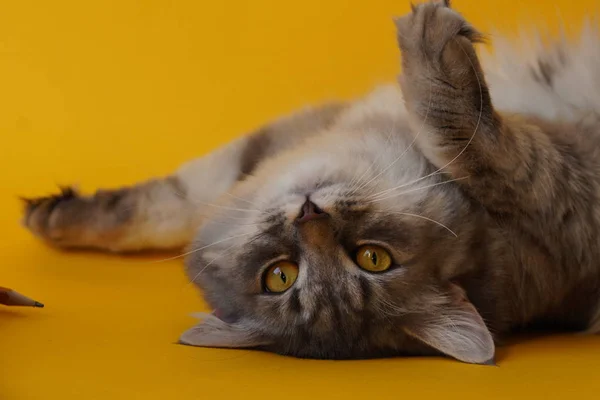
xmin=23 ymin=1 xmax=600 ymax=364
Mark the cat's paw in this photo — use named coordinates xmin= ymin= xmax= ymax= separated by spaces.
xmin=395 ymin=1 xmax=483 ymax=81
xmin=394 ymin=1 xmax=490 ymax=125
xmin=22 ymin=186 xmax=132 ymax=250
xmin=22 ymin=187 xmax=79 ymax=246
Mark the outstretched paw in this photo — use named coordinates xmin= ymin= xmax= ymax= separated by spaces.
xmin=23 ymin=187 xmax=79 ymax=244
xmin=22 ymin=186 xmax=133 ymax=250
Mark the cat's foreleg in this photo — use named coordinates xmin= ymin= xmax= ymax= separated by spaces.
xmin=22 ymin=138 xmax=249 ymax=252
xmin=395 ymin=1 xmax=564 ymax=214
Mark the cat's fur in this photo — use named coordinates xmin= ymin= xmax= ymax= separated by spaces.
xmin=22 ymin=1 xmax=600 ymax=364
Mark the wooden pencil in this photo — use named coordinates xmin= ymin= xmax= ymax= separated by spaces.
xmin=0 ymin=286 xmax=44 ymax=308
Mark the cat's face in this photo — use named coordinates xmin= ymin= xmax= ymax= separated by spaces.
xmin=182 ymin=129 xmax=495 ymax=364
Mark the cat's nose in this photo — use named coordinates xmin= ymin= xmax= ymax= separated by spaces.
xmin=296 ymin=198 xmax=328 ymax=224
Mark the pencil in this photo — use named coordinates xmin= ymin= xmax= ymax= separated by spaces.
xmin=0 ymin=286 xmax=44 ymax=308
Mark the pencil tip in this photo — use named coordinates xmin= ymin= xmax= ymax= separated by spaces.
xmin=34 ymin=301 xmax=44 ymax=308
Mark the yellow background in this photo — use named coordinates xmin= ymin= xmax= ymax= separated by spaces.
xmin=1 ymin=1 xmax=599 ymax=399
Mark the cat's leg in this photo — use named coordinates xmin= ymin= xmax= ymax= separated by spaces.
xmin=395 ymin=1 xmax=567 ymax=215
xmin=22 ymin=104 xmax=345 ymax=252
xmin=22 ymin=142 xmax=243 ymax=252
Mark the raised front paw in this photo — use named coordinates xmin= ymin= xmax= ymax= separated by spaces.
xmin=395 ymin=1 xmax=483 ymax=86
xmin=394 ymin=1 xmax=492 ymax=127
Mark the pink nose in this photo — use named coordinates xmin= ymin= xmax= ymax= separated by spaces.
xmin=296 ymin=199 xmax=328 ymax=224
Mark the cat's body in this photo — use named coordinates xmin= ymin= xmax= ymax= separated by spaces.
xmin=23 ymin=2 xmax=600 ymax=363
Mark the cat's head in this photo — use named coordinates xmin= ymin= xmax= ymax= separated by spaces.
xmin=182 ymin=126 xmax=494 ymax=364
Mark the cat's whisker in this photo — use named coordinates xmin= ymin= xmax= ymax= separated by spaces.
xmin=147 ymin=231 xmax=255 ymax=263
xmin=170 ymin=187 xmax=261 ymax=213
xmin=366 ymin=171 xmax=444 ymax=200
xmin=376 ymin=296 xmax=410 ymax=317
xmin=205 ymin=212 xmax=259 ymax=221
xmin=353 ymin=56 xmax=434 ymax=197
xmin=193 ymin=201 xmax=261 ymax=213
xmin=368 ymin=176 xmax=469 ymax=204
xmin=187 ymin=232 xmax=265 ymax=285
xmin=186 ymin=243 xmax=239 ymax=286
xmin=348 ymin=128 xmax=396 ymax=192
xmin=348 ymin=155 xmax=372 ymax=190
xmin=347 ymin=120 xmax=396 ymax=194
xmin=373 ymin=210 xmax=458 ymax=237
xmin=347 ymin=156 xmax=371 ymax=193
xmin=224 ymin=191 xmax=261 ymax=207
xmin=352 ymin=134 xmax=420 ymax=195
xmin=203 ymin=219 xmax=263 ymax=227
xmin=353 ymin=116 xmax=425 ymax=196
xmin=195 ymin=211 xmax=255 ymax=223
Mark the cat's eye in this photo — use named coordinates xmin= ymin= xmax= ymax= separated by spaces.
xmin=355 ymin=245 xmax=393 ymax=272
xmin=263 ymin=261 xmax=299 ymax=293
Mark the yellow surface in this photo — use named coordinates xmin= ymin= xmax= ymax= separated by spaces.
xmin=1 ymin=1 xmax=600 ymax=398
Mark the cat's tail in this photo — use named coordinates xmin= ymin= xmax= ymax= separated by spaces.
xmin=482 ymin=21 xmax=600 ymax=121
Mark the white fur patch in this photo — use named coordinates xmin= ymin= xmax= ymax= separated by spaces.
xmin=482 ymin=22 xmax=600 ymax=120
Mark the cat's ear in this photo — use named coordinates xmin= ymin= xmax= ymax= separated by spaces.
xmin=179 ymin=313 xmax=269 ymax=348
xmin=403 ymin=284 xmax=495 ymax=364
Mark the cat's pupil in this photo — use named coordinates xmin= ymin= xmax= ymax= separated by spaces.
xmin=280 ymin=271 xmax=287 ymax=283
xmin=371 ymin=251 xmax=378 ymax=265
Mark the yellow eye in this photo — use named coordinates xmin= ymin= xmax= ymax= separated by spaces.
xmin=355 ymin=245 xmax=393 ymax=272
xmin=263 ymin=261 xmax=299 ymax=293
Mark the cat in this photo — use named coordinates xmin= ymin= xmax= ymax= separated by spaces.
xmin=22 ymin=0 xmax=600 ymax=364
